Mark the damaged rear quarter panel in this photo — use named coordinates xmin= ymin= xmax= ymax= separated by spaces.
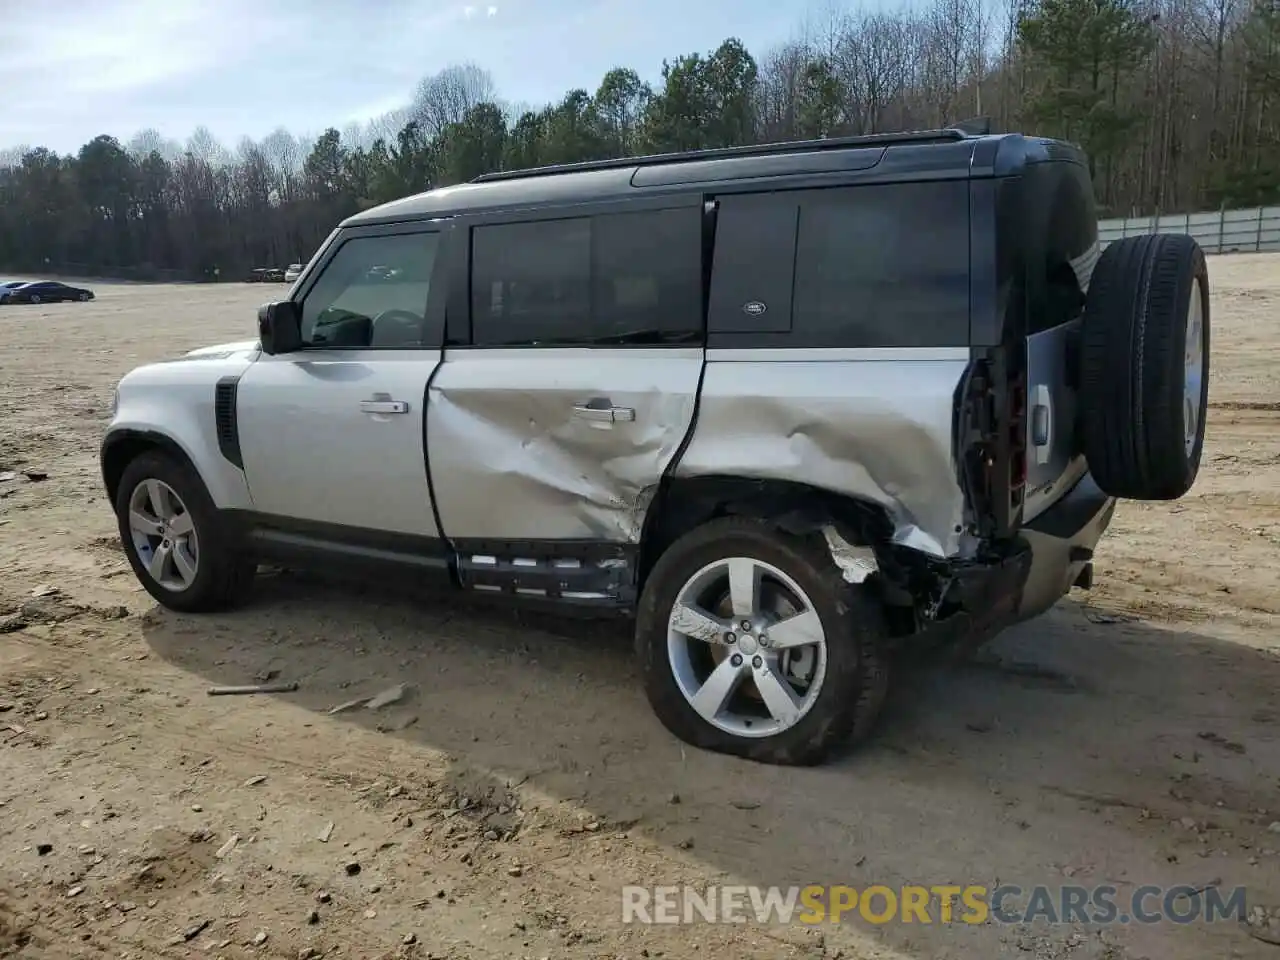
xmin=672 ymin=349 xmax=972 ymax=558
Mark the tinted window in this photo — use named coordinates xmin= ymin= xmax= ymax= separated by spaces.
xmin=590 ymin=207 xmax=702 ymax=341
xmin=300 ymin=232 xmax=441 ymax=348
xmin=792 ymin=181 xmax=971 ymax=347
xmin=471 ymin=218 xmax=590 ymax=345
xmin=470 ymin=207 xmax=702 ymax=346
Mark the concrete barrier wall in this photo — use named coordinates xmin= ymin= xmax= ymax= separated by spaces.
xmin=1098 ymin=206 xmax=1280 ymax=254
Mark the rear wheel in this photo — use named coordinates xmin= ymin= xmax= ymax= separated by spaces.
xmin=636 ymin=517 xmax=890 ymax=766
xmin=1079 ymin=233 xmax=1210 ymax=500
xmin=115 ymin=451 xmax=256 ymax=612
xmin=29 ymin=294 xmax=40 ymax=304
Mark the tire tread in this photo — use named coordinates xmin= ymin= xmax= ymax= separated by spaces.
xmin=1079 ymin=233 xmax=1209 ymax=500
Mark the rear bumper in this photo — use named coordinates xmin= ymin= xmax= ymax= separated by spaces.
xmin=1016 ymin=471 xmax=1117 ymax=621
xmin=939 ymin=472 xmax=1117 ymax=642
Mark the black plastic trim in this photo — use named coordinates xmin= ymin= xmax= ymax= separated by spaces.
xmin=227 ymin=510 xmax=451 ymax=576
xmin=945 ymin=542 xmax=1034 ymax=630
xmin=100 ymin=429 xmax=196 ymax=503
xmin=1023 ymin=471 xmax=1115 ymax=541
xmin=214 ymin=375 xmax=243 ymax=468
xmin=223 ymin=511 xmax=640 ymax=609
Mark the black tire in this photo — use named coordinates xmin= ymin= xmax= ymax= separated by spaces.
xmin=1079 ymin=233 xmax=1210 ymax=500
xmin=636 ymin=517 xmax=890 ymax=766
xmin=115 ymin=451 xmax=256 ymax=612
xmin=29 ymin=294 xmax=40 ymax=304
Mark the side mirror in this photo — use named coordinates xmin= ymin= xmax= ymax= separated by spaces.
xmin=258 ymin=301 xmax=302 ymax=355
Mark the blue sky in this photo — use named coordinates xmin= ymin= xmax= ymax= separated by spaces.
xmin=0 ymin=0 xmax=814 ymax=153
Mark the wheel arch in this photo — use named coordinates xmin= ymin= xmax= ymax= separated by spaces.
xmin=101 ymin=429 xmax=203 ymax=506
xmin=638 ymin=475 xmax=898 ymax=594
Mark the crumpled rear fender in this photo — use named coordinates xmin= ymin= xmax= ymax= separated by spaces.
xmin=672 ymin=349 xmax=971 ymax=559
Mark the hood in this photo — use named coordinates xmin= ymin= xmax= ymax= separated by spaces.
xmin=180 ymin=339 xmax=261 ymax=360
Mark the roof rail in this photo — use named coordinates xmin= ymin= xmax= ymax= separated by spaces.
xmin=471 ymin=127 xmax=972 ymax=184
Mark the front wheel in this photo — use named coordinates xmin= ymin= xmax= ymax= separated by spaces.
xmin=115 ymin=451 xmax=256 ymax=612
xmin=78 ymin=292 xmax=90 ymax=301
xmin=636 ymin=517 xmax=890 ymax=766
xmin=29 ymin=294 xmax=40 ymax=304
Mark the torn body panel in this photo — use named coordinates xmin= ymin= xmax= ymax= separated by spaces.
xmin=426 ymin=346 xmax=701 ymax=543
xmin=673 ymin=349 xmax=972 ymax=559
xmin=821 ymin=525 xmax=879 ymax=583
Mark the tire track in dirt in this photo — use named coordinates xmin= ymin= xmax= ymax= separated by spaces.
xmin=2 ymin=619 xmax=861 ymax=960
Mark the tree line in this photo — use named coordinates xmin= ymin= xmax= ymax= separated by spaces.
xmin=1 ymin=0 xmax=1277 ymax=282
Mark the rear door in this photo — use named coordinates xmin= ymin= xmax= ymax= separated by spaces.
xmin=426 ymin=196 xmax=706 ymax=597
xmin=1022 ymin=160 xmax=1098 ymax=521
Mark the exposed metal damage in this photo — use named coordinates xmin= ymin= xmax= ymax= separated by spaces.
xmin=821 ymin=525 xmax=879 ymax=584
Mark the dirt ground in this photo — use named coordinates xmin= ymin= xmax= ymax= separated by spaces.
xmin=1 ymin=257 xmax=1278 ymax=960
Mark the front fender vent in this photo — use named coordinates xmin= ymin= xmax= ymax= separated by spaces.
xmin=214 ymin=375 xmax=243 ymax=468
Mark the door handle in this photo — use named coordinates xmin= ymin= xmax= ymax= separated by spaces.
xmin=572 ymin=401 xmax=635 ymax=423
xmin=360 ymin=397 xmax=409 ymax=415
xmin=1031 ymin=384 xmax=1052 ymax=465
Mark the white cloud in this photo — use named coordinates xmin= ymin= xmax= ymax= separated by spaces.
xmin=0 ymin=0 xmax=792 ymax=154
xmin=1 ymin=0 xmax=270 ymax=94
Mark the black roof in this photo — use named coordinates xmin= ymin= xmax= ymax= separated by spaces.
xmin=341 ymin=127 xmax=1083 ymax=228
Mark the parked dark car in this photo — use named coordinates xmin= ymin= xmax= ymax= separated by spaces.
xmin=246 ymin=267 xmax=286 ymax=283
xmin=0 ymin=281 xmax=95 ymax=304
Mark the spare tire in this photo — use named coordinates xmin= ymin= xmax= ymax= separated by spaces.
xmin=1078 ymin=233 xmax=1210 ymax=500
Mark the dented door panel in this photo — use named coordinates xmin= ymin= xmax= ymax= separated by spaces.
xmin=427 ymin=346 xmax=701 ymax=542
xmin=673 ymin=348 xmax=972 ymax=558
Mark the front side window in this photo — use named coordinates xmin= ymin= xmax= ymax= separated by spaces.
xmin=300 ymin=231 xmax=441 ymax=348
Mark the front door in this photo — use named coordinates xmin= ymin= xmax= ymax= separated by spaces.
xmin=236 ymin=224 xmax=448 ymax=539
xmin=426 ymin=201 xmax=705 ymax=591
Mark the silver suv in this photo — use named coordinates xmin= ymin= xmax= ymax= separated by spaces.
xmin=102 ymin=128 xmax=1211 ymax=765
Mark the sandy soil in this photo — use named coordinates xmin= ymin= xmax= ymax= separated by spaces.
xmin=1 ymin=259 xmax=1278 ymax=960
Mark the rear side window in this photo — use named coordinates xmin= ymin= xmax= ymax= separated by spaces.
xmin=470 ymin=206 xmax=703 ymax=346
xmin=792 ymin=181 xmax=970 ymax=348
xmin=471 ymin=218 xmax=591 ymax=344
xmin=708 ymin=181 xmax=971 ymax=347
xmin=590 ymin=207 xmax=702 ymax=340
